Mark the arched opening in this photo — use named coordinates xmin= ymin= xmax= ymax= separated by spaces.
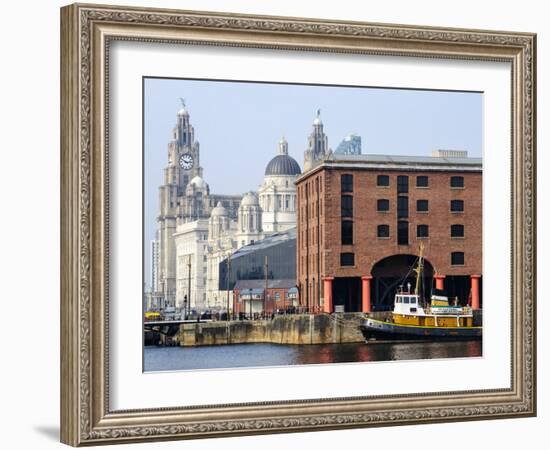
xmin=371 ymin=254 xmax=434 ymax=311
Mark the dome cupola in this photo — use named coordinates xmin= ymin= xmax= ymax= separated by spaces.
xmin=211 ymin=201 xmax=228 ymax=217
xmin=264 ymin=138 xmax=301 ymax=176
xmin=240 ymin=191 xmax=260 ymax=207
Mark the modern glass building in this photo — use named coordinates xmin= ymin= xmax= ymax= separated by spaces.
xmin=218 ymin=228 xmax=297 ymax=290
xmin=335 ymin=134 xmax=362 ymax=155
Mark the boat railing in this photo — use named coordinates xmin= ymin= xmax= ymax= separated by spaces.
xmin=426 ymin=305 xmax=473 ymax=316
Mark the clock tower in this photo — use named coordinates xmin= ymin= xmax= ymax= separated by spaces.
xmin=157 ymin=100 xmax=204 ymax=308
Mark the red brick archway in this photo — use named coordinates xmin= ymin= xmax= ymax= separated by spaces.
xmin=370 ymin=254 xmax=435 ymax=309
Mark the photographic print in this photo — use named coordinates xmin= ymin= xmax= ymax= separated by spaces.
xmin=61 ymin=4 xmax=536 ymax=445
xmin=143 ymin=78 xmax=483 ymax=372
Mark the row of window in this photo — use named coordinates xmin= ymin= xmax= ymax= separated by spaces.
xmin=340 ymin=252 xmax=465 ymax=267
xmin=341 ymin=174 xmax=466 ymax=192
xmin=341 ymin=196 xmax=465 ymax=216
xmin=341 ymin=221 xmax=465 ymax=244
xmin=376 ymin=223 xmax=465 ymax=238
xmin=375 ymin=198 xmax=464 ymax=213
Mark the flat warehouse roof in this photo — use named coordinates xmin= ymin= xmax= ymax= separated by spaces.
xmin=296 ymin=154 xmax=482 ymax=182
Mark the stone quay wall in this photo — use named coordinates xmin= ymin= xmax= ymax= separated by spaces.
xmin=174 ymin=313 xmax=373 ymax=347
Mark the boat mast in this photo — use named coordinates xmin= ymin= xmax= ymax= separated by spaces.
xmin=413 ymin=242 xmax=424 ymax=295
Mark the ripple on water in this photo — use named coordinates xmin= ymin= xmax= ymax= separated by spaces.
xmin=144 ymin=341 xmax=482 ymax=372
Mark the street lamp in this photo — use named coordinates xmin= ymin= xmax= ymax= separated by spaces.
xmin=249 ymin=288 xmax=253 ymax=320
xmin=226 ymin=253 xmax=232 ymax=322
xmin=187 ymin=254 xmax=191 ymax=320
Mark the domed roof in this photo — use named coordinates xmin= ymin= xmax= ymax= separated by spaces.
xmin=240 ymin=191 xmax=259 ymax=207
xmin=211 ymin=202 xmax=228 ymax=217
xmin=264 ymin=154 xmax=301 ymax=176
xmin=189 ymin=176 xmax=208 ymax=190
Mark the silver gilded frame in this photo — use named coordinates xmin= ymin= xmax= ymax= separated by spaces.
xmin=60 ymin=3 xmax=536 ymax=446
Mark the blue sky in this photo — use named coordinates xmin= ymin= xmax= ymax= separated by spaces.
xmin=143 ymin=77 xmax=482 ymax=287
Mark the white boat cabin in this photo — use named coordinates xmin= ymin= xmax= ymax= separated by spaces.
xmin=392 ymin=293 xmax=427 ymax=316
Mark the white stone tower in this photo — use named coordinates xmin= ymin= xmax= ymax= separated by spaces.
xmin=303 ymin=109 xmax=329 ymax=172
xmin=157 ymin=99 xmax=204 ymax=307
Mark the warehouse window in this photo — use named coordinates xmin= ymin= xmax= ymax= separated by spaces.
xmin=397 ymin=175 xmax=409 ymax=194
xmin=377 ymin=224 xmax=390 ymax=238
xmin=377 ymin=199 xmax=390 ymax=212
xmin=397 ymin=196 xmax=409 ymax=218
xmin=341 ymin=174 xmax=353 ymax=193
xmin=417 ymin=224 xmax=429 ymax=238
xmin=451 ymin=199 xmax=464 ymax=212
xmin=451 ymin=176 xmax=465 ymax=188
xmin=398 ymin=221 xmax=409 ymax=245
xmin=341 ymin=195 xmax=353 ymax=217
xmin=341 ymin=220 xmax=353 ymax=245
xmin=340 ymin=252 xmax=355 ymax=266
xmin=417 ymin=199 xmax=429 ymax=212
xmin=451 ymin=252 xmax=465 ymax=266
xmin=377 ymin=175 xmax=390 ymax=187
xmin=451 ymin=224 xmax=465 ymax=238
xmin=416 ymin=176 xmax=429 ymax=187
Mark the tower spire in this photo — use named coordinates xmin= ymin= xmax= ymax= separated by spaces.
xmin=278 ymin=136 xmax=289 ymax=155
xmin=304 ymin=109 xmax=329 ymax=171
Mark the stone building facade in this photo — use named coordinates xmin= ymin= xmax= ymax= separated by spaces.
xmin=173 ymin=219 xmax=209 ymax=310
xmin=296 ymin=153 xmax=482 ymax=313
xmin=156 ymin=101 xmax=241 ymax=307
xmin=258 ymin=137 xmax=301 ymax=234
xmin=154 ymin=103 xmax=303 ymax=313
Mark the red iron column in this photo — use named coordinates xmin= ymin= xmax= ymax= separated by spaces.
xmin=471 ymin=274 xmax=481 ymax=310
xmin=323 ymin=277 xmax=334 ymax=313
xmin=361 ymin=276 xmax=373 ymax=313
xmin=434 ymin=274 xmax=446 ymax=290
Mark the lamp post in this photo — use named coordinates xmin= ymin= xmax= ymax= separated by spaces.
xmin=249 ymin=288 xmax=253 ymax=320
xmin=264 ymin=255 xmax=268 ymax=318
xmin=187 ymin=254 xmax=191 ymax=319
xmin=226 ymin=253 xmax=232 ymax=322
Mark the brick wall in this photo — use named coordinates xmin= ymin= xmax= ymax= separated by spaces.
xmin=297 ymin=166 xmax=482 ymax=308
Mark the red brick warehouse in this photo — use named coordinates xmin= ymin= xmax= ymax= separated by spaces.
xmin=295 ymin=150 xmax=482 ymax=313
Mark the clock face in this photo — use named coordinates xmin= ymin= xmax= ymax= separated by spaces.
xmin=179 ymin=153 xmax=194 ymax=170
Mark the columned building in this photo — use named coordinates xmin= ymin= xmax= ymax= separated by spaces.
xmin=205 ymin=203 xmax=237 ymax=309
xmin=259 ymin=137 xmax=301 ymax=234
xmin=236 ymin=192 xmax=263 ymax=247
xmin=296 ymin=152 xmax=482 ymax=313
xmin=173 ymin=219 xmax=209 ymax=310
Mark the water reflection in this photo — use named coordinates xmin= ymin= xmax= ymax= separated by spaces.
xmin=144 ymin=340 xmax=482 ymax=372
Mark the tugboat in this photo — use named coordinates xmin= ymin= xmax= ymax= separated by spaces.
xmin=360 ymin=243 xmax=482 ymax=342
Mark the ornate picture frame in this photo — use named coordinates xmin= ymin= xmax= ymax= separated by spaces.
xmin=60 ymin=3 xmax=536 ymax=446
